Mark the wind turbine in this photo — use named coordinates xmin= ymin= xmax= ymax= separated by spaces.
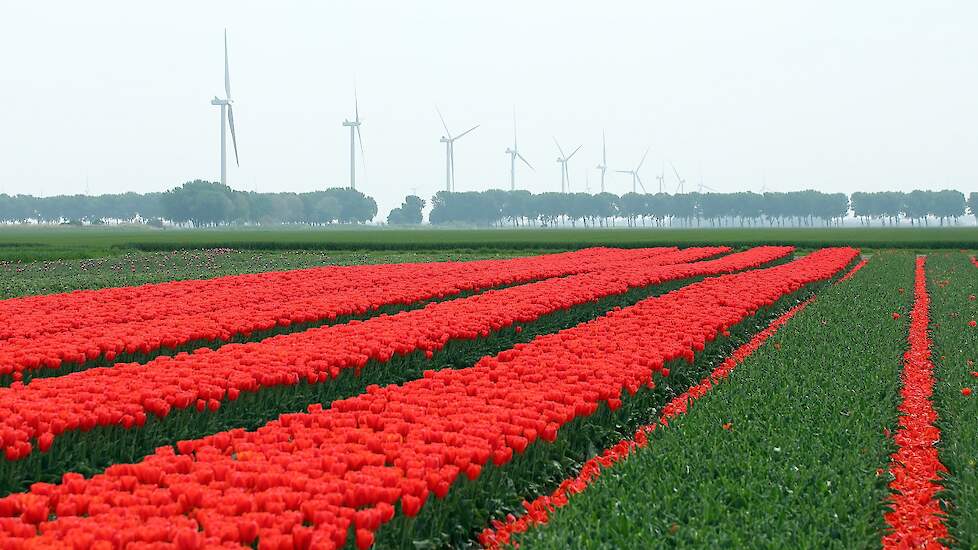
xmin=342 ymin=90 xmax=365 ymax=190
xmin=554 ymin=139 xmax=582 ymax=193
xmin=437 ymin=108 xmax=479 ymax=192
xmin=671 ymin=163 xmax=686 ymax=194
xmin=596 ymin=131 xmax=608 ymax=193
xmin=504 ymin=108 xmax=533 ymax=191
xmin=210 ymin=30 xmax=239 ymax=187
xmin=656 ymin=162 xmax=666 ymax=194
xmin=616 ymin=148 xmax=650 ymax=194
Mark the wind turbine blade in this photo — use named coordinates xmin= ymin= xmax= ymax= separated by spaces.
xmin=436 ymin=106 xmax=451 ymax=138
xmin=602 ymin=131 xmax=607 ymax=165
xmin=615 ymin=170 xmax=632 ymax=174
xmin=227 ymin=104 xmax=239 ymax=167
xmin=513 ymin=106 xmax=518 ymax=148
xmin=356 ymin=124 xmax=366 ymax=171
xmin=553 ymin=137 xmax=566 ymax=158
xmin=517 ymin=152 xmax=533 ymax=170
xmin=354 ymin=87 xmax=360 ymax=123
xmin=636 ymin=147 xmax=649 ymax=172
xmin=224 ymin=30 xmax=231 ymax=99
xmin=454 ymin=124 xmax=479 ymax=140
xmin=637 ymin=174 xmax=647 ymax=193
xmin=671 ymin=162 xmax=682 ymax=181
xmin=567 ymin=144 xmax=582 ymax=160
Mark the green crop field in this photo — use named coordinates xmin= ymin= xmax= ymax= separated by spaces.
xmin=0 ymin=225 xmax=976 ymax=261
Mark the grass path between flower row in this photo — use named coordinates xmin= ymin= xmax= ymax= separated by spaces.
xmin=930 ymin=252 xmax=978 ymax=547
xmin=510 ymin=253 xmax=915 ymax=549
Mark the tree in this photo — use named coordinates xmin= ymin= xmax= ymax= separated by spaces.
xmin=387 ymin=195 xmax=425 ymax=225
xmin=969 ymin=192 xmax=978 ymax=223
xmin=161 ymin=180 xmax=235 ymax=227
xmin=931 ymin=189 xmax=965 ymax=226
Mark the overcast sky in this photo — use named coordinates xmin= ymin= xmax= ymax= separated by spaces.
xmin=0 ymin=1 xmax=975 ymax=218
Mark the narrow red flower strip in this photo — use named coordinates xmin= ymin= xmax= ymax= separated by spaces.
xmin=479 ymin=257 xmax=868 ymax=548
xmin=882 ymin=256 xmax=949 ymax=548
xmin=836 ymin=258 xmax=868 ymax=284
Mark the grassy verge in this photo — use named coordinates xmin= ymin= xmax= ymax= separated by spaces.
xmin=929 ymin=253 xmax=978 ymax=547
xmin=509 ymin=253 xmax=914 ymax=549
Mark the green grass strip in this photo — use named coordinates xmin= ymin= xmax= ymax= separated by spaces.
xmin=511 ymin=253 xmax=915 ymax=549
xmin=929 ymin=252 xmax=978 ymax=548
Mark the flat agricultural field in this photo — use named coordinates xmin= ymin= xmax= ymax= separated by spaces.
xmin=0 ymin=233 xmax=976 ymax=548
xmin=1 ymin=225 xmax=977 ymax=260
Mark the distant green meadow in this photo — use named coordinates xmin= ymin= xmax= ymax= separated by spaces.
xmin=0 ymin=226 xmax=976 ymax=261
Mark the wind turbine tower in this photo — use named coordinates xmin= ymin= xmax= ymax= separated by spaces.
xmin=596 ymin=131 xmax=608 ymax=193
xmin=210 ymin=30 xmax=239 ymax=187
xmin=504 ymin=109 xmax=533 ymax=191
xmin=342 ymin=90 xmax=365 ymax=190
xmin=554 ymin=138 xmax=582 ymax=193
xmin=437 ymin=108 xmax=479 ymax=192
xmin=616 ymin=148 xmax=650 ymax=193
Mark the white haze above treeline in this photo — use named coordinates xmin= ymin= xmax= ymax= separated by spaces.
xmin=0 ymin=1 xmax=975 ymax=219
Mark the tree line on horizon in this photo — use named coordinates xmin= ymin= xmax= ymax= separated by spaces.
xmin=428 ymin=189 xmax=976 ymax=228
xmin=0 ymin=181 xmax=974 ymax=228
xmin=0 ymin=181 xmax=377 ymax=226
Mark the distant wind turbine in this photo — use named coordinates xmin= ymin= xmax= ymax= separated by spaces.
xmin=210 ymin=29 xmax=239 ymax=187
xmin=554 ymin=138 xmax=582 ymax=193
xmin=342 ymin=89 xmax=365 ymax=190
xmin=596 ymin=131 xmax=608 ymax=193
xmin=617 ymin=148 xmax=650 ymax=194
xmin=671 ymin=163 xmax=686 ymax=194
xmin=504 ymin=108 xmax=533 ymax=191
xmin=437 ymin=108 xmax=479 ymax=192
xmin=656 ymin=162 xmax=665 ymax=194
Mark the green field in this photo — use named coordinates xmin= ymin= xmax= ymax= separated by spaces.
xmin=0 ymin=226 xmax=976 ymax=261
xmin=0 ymin=248 xmax=536 ymax=299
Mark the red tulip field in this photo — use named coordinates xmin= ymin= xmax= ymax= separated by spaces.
xmin=1 ymin=246 xmax=977 ymax=548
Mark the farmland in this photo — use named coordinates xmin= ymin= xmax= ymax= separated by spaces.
xmin=0 ymin=229 xmax=977 ymax=548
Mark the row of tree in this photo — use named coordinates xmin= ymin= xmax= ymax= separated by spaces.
xmin=0 ymin=181 xmax=378 ymax=226
xmin=851 ymin=190 xmax=971 ymax=226
xmin=427 ymin=189 xmax=977 ymax=227
xmin=0 ymin=183 xmax=975 ymax=227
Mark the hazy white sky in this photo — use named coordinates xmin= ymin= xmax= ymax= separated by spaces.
xmin=0 ymin=1 xmax=975 ymax=217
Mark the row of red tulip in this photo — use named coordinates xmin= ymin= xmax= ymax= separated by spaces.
xmin=0 ymin=246 xmax=784 ymax=465
xmin=0 ymin=247 xmax=691 ymax=378
xmin=882 ymin=257 xmax=947 ymax=548
xmin=0 ymin=247 xmax=857 ymax=549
